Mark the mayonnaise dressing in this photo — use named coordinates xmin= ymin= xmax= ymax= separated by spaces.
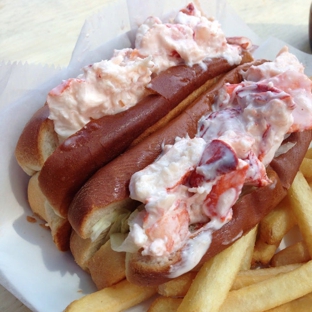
xmin=242 ymin=47 xmax=312 ymax=133
xmin=47 ymin=3 xmax=244 ymax=139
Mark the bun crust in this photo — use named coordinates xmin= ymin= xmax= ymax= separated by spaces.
xmin=15 ymin=104 xmax=59 ymax=175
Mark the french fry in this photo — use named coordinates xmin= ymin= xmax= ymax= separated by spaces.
xmin=257 ymin=195 xmax=296 ymax=246
xmin=271 ymin=240 xmax=311 ymax=267
xmin=231 ymin=263 xmax=301 ymax=290
xmin=148 ymin=297 xmax=182 ymax=312
xmin=158 ymin=271 xmax=197 ymax=297
xmin=177 ymin=227 xmax=257 ymax=312
xmin=304 ymin=147 xmax=312 ymax=159
xmin=288 ymin=171 xmax=312 ymax=258
xmin=251 ymin=195 xmax=297 ymax=266
xmin=158 ymin=263 xmax=301 ymax=298
xmin=158 ymin=264 xmax=301 ymax=297
xmin=299 ymin=157 xmax=312 ymax=181
xmin=239 ymin=225 xmax=257 ymax=270
xmin=265 ymin=292 xmax=312 ymax=311
xmin=218 ymin=260 xmax=312 ymax=312
xmin=64 ymin=279 xmax=157 ymax=312
xmin=252 ymin=239 xmax=279 ymax=266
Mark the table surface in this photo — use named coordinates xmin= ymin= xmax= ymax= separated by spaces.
xmin=0 ymin=0 xmax=311 ymax=311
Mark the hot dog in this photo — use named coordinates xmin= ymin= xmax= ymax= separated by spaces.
xmin=15 ymin=3 xmax=253 ymax=251
xmin=67 ymin=48 xmax=312 ymax=288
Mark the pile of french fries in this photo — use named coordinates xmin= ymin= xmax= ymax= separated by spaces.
xmin=65 ymin=147 xmax=312 ymax=312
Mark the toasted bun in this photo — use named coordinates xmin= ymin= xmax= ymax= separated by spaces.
xmin=68 ymin=59 xmax=265 ymax=241
xmin=27 ymin=172 xmax=48 ymax=221
xmin=38 ymin=56 xmax=246 ymax=219
xmin=87 ymin=240 xmax=126 ymax=289
xmin=27 ymin=171 xmax=71 ymax=251
xmin=17 ymin=52 xmax=251 ymax=252
xmin=125 ymin=130 xmax=312 ymax=286
xmin=70 ymin=228 xmax=112 ymax=272
xmin=44 ymin=202 xmax=72 ymax=251
xmin=68 ymin=61 xmax=276 ymax=286
xmin=15 ymin=104 xmax=59 ymax=175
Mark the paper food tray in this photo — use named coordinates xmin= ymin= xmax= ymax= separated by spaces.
xmin=1 ymin=0 xmax=312 ymax=311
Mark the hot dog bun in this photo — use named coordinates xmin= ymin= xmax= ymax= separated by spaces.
xmin=66 ymin=60 xmax=267 ymax=288
xmin=68 ymin=53 xmax=312 ymax=288
xmin=38 ymin=56 xmax=246 ymax=219
xmin=15 ymin=52 xmax=252 ymax=252
xmin=68 ymin=59 xmax=262 ymax=242
xmin=15 ymin=3 xmax=255 ymax=252
xmin=121 ymin=48 xmax=312 ymax=286
xmin=15 ymin=104 xmax=59 ymax=175
xmin=125 ymin=131 xmax=312 ymax=286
